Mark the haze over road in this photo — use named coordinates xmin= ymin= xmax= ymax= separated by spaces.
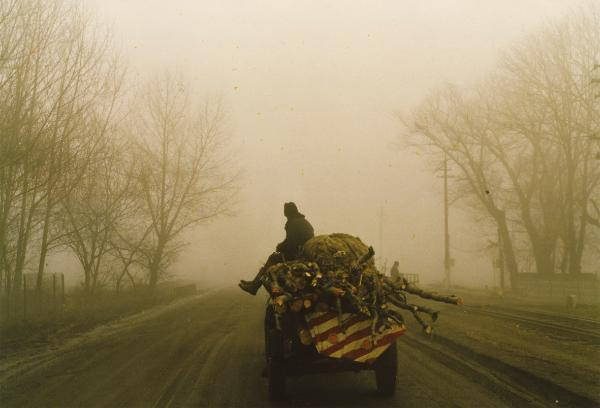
xmin=1 ymin=288 xmax=597 ymax=407
xmin=76 ymin=0 xmax=592 ymax=289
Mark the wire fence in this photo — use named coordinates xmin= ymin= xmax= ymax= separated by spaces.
xmin=1 ymin=273 xmax=65 ymax=322
xmin=514 ymin=273 xmax=599 ymax=305
xmin=399 ymin=273 xmax=420 ymax=285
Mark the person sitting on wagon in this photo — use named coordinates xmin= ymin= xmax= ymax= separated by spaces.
xmin=239 ymin=202 xmax=314 ymax=295
xmin=390 ymin=260 xmax=400 ymax=281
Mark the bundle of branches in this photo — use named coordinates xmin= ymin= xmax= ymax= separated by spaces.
xmin=264 ymin=233 xmax=462 ymax=335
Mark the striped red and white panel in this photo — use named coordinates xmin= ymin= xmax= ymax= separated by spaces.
xmin=305 ymin=311 xmax=405 ymax=364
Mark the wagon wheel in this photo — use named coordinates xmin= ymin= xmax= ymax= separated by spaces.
xmin=267 ymin=328 xmax=286 ymax=400
xmin=374 ymin=341 xmax=397 ymax=396
xmin=265 ymin=305 xmax=286 ymax=400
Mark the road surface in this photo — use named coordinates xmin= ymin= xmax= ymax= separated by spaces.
xmin=1 ymin=287 xmax=598 ymax=407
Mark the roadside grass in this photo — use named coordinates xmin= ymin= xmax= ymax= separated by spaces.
xmin=426 ymin=284 xmax=600 ymax=320
xmin=0 ymin=284 xmax=198 ymax=356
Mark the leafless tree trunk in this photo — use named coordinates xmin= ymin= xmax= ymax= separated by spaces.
xmin=403 ymin=5 xmax=599 ymax=282
xmin=404 ymin=86 xmax=520 ymax=286
xmin=0 ymin=0 xmax=125 ymax=310
xmin=130 ymin=73 xmax=237 ymax=288
xmin=489 ymin=5 xmax=600 ymax=274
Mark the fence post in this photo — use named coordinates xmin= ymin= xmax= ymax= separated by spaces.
xmin=4 ymin=292 xmax=8 ymax=322
xmin=61 ymin=274 xmax=65 ymax=313
xmin=53 ymin=274 xmax=56 ymax=315
xmin=23 ymin=275 xmax=27 ymax=321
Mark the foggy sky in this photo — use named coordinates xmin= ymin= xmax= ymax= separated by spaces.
xmin=71 ymin=0 xmax=587 ymax=287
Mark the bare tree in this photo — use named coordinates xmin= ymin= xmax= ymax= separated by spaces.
xmin=404 ymin=86 xmax=520 ymax=287
xmin=130 ymin=74 xmax=237 ymax=288
xmin=59 ymin=137 xmax=130 ymax=294
xmin=0 ymin=0 xmax=124 ymax=312
xmin=111 ymin=225 xmax=152 ymax=292
xmin=0 ymin=0 xmax=62 ymax=304
xmin=30 ymin=3 xmax=122 ymax=296
xmin=0 ymin=0 xmax=77 ymax=303
xmin=108 ymin=150 xmax=154 ymax=293
xmin=488 ymin=5 xmax=600 ymax=274
xmin=588 ymin=200 xmax=600 ymax=228
xmin=404 ymin=5 xmax=600 ymax=280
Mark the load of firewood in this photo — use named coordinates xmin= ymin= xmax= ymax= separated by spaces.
xmin=263 ymin=233 xmax=462 ymax=335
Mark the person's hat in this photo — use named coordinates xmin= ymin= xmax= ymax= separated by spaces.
xmin=284 ymin=202 xmax=299 ymax=217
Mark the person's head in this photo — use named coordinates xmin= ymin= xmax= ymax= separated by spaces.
xmin=284 ymin=202 xmax=300 ymax=218
xmin=393 ymin=261 xmax=399 ymax=266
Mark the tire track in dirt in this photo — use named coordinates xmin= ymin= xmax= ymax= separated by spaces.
xmin=0 ymin=289 xmax=241 ymax=407
xmin=490 ymin=305 xmax=600 ymax=328
xmin=100 ymin=304 xmax=238 ymax=407
xmin=190 ymin=298 xmax=269 ymax=407
xmin=150 ymin=294 xmax=267 ymax=407
xmin=0 ymin=290 xmax=220 ymax=385
xmin=462 ymin=305 xmax=600 ymax=344
xmin=152 ymin=320 xmax=234 ymax=407
xmin=3 ymin=287 xmax=596 ymax=407
xmin=404 ymin=331 xmax=599 ymax=407
xmin=81 ymin=293 xmax=242 ymax=407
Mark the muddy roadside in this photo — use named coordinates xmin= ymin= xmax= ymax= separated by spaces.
xmin=0 ymin=284 xmax=211 ymax=360
xmin=410 ymin=286 xmax=600 ymax=405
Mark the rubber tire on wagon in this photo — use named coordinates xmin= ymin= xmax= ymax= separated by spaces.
xmin=374 ymin=341 xmax=397 ymax=396
xmin=265 ymin=306 xmax=286 ymax=400
xmin=267 ymin=327 xmax=286 ymax=400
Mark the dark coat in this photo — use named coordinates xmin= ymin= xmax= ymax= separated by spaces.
xmin=390 ymin=263 xmax=400 ymax=280
xmin=276 ymin=213 xmax=314 ymax=260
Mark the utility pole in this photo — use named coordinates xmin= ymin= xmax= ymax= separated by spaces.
xmin=443 ymin=154 xmax=452 ymax=288
xmin=378 ymin=204 xmax=384 ymax=270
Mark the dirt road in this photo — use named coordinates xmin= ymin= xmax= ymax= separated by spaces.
xmin=1 ymin=287 xmax=598 ymax=407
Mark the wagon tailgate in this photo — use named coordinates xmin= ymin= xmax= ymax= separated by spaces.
xmin=306 ymin=311 xmax=405 ymax=364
